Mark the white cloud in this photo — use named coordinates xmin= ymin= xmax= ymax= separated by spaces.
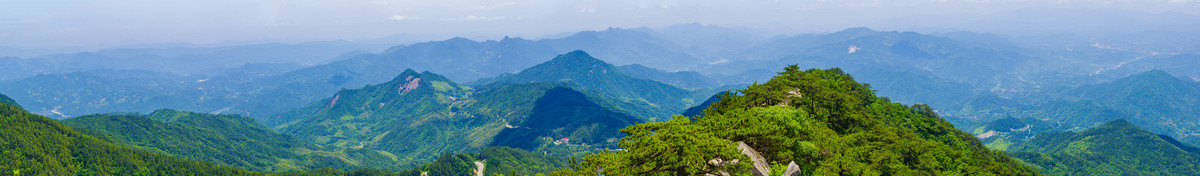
xmin=389 ymin=15 xmax=418 ymax=21
xmin=371 ymin=1 xmax=390 ymax=5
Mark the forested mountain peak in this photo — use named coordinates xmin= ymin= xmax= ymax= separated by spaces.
xmin=1063 ymin=69 xmax=1200 ymax=144
xmin=1008 ymin=119 xmax=1200 ymax=175
xmin=272 ymin=69 xmax=641 ymax=167
xmin=830 ymin=27 xmax=879 ymax=37
xmin=1077 ymin=119 xmax=1200 ymax=153
xmin=1102 ymin=69 xmax=1190 ymax=88
xmin=487 ymin=85 xmax=643 ymax=149
xmin=531 ymin=50 xmax=614 ymax=72
xmin=385 ymin=69 xmax=454 ymax=87
xmin=475 ymin=50 xmax=624 ymax=86
xmin=271 ymin=69 xmax=465 ymax=124
xmin=0 ymin=93 xmax=19 ymax=109
xmin=269 ymin=68 xmax=483 ymax=166
xmin=562 ymin=66 xmax=1036 ymax=175
xmin=477 ymin=50 xmax=697 ymax=121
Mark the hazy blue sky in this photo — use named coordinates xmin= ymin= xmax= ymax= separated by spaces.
xmin=2 ymin=0 xmax=1199 ymax=48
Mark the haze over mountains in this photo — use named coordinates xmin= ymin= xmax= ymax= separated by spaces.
xmin=3 ymin=4 xmax=1200 ymax=174
xmin=6 ymin=23 xmax=1198 ymax=122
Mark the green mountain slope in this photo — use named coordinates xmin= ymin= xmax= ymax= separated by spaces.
xmin=63 ymin=109 xmax=394 ymax=172
xmin=487 ymin=86 xmax=641 ymax=149
xmin=969 ymin=100 xmax=1135 ymax=150
xmin=1008 ymin=119 xmax=1200 ymax=175
xmin=272 ymin=69 xmax=477 ymax=166
xmin=274 ymin=69 xmax=637 ymax=167
xmin=0 ymin=101 xmax=256 ymax=175
xmin=469 ymin=82 xmax=647 ymax=150
xmin=0 ymin=93 xmax=18 ymax=109
xmin=474 ymin=50 xmax=697 ymax=121
xmin=967 ymin=70 xmax=1200 ymax=149
xmin=970 ymin=117 xmax=1057 ymax=150
xmin=1059 ymin=70 xmax=1200 ymax=144
xmin=560 ymin=66 xmax=1036 ymax=175
xmin=681 ymin=94 xmax=721 ymax=118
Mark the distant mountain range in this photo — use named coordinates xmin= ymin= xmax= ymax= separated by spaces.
xmin=472 ymin=51 xmax=700 ymax=121
xmin=1059 ymin=70 xmax=1200 ymax=142
xmin=5 ymin=25 xmax=1198 ymax=127
xmin=0 ymin=41 xmax=390 ymax=81
xmin=967 ymin=70 xmax=1200 ymax=147
xmin=0 ymin=27 xmax=720 ymax=120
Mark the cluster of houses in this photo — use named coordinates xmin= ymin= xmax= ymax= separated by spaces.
xmin=552 ymin=137 xmax=570 ymax=145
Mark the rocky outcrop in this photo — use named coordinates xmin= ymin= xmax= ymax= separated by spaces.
xmin=782 ymin=161 xmax=802 ymax=176
xmin=779 ymin=89 xmax=803 ymax=107
xmin=707 ymin=142 xmax=804 ymax=176
xmin=739 ymin=142 xmax=772 ymax=176
xmin=328 ymin=93 xmax=340 ymax=108
xmin=399 ymin=77 xmax=421 ymax=95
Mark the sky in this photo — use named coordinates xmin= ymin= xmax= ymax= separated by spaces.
xmin=2 ymin=0 xmax=1199 ymax=49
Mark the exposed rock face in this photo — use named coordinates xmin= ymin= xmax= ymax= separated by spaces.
xmin=779 ymin=89 xmax=803 ymax=106
xmin=782 ymin=161 xmax=802 ymax=176
xmin=399 ymin=77 xmax=421 ymax=95
xmin=739 ymin=142 xmax=772 ymax=176
xmin=708 ymin=142 xmax=803 ymax=176
xmin=328 ymin=93 xmax=340 ymax=108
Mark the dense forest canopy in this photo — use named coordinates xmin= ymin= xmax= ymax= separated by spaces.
xmin=61 ymin=109 xmax=397 ymax=172
xmin=1008 ymin=119 xmax=1200 ymax=176
xmin=0 ymin=102 xmax=258 ymax=175
xmin=557 ymin=66 xmax=1037 ymax=175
